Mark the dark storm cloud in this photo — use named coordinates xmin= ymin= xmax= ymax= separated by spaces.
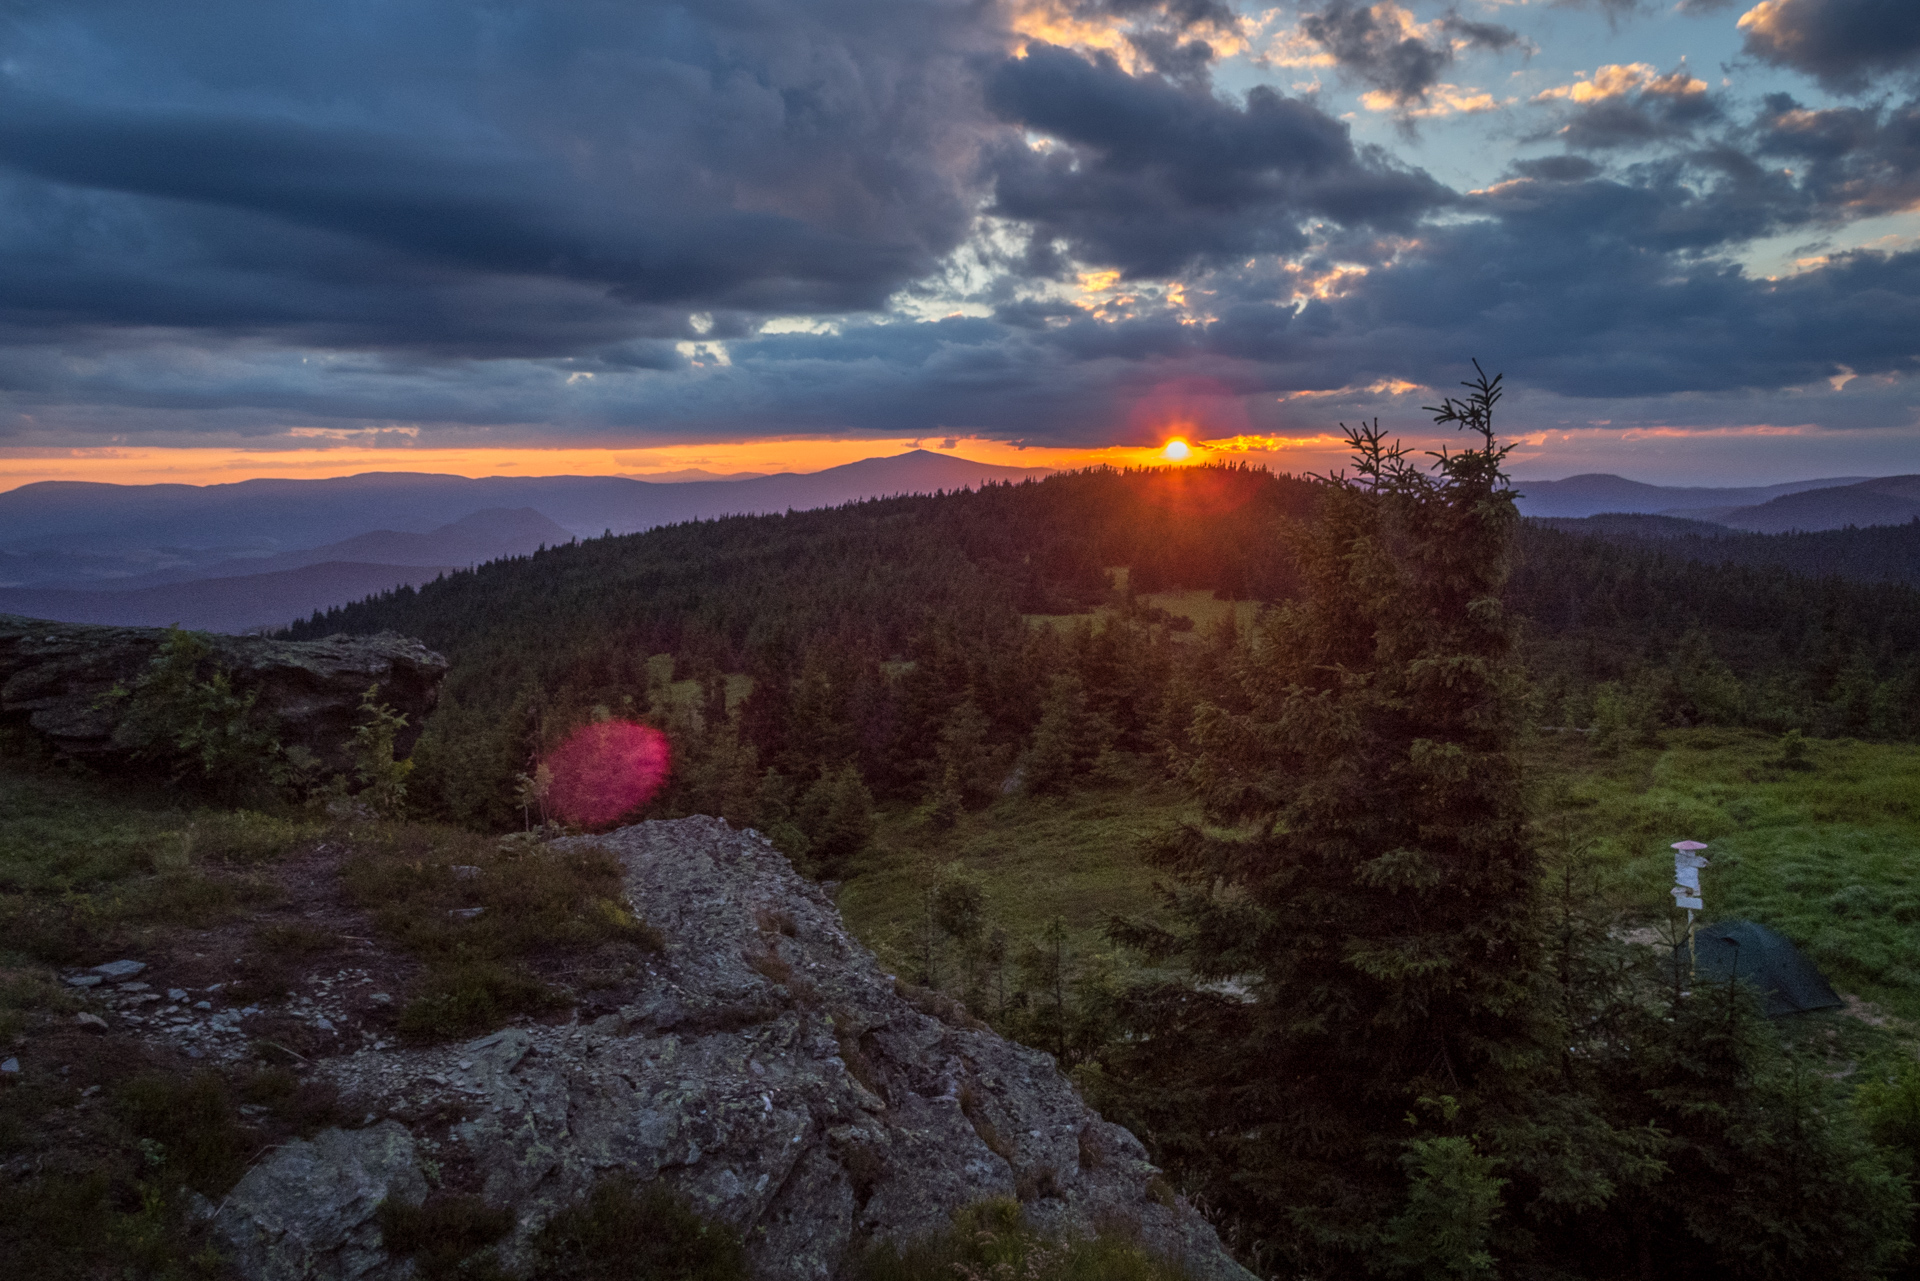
xmin=1750 ymin=93 xmax=1920 ymax=216
xmin=1298 ymin=2 xmax=1526 ymax=110
xmin=983 ymin=43 xmax=1451 ymax=277
xmin=0 ymin=0 xmax=1000 ymax=353
xmin=1055 ymin=0 xmax=1240 ymax=29
xmin=2 ymin=0 xmax=1919 ymax=453
xmin=1738 ymin=0 xmax=1920 ymax=93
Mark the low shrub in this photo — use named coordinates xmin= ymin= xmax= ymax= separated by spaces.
xmin=855 ymin=1198 xmax=1192 ymax=1281
xmin=530 ymin=1174 xmax=748 ymax=1281
xmin=398 ymin=959 xmax=560 ymax=1041
xmin=376 ymin=1193 xmax=516 ymax=1279
xmin=342 ymin=826 xmax=661 ymax=1041
xmin=112 ymin=1071 xmax=253 ymax=1194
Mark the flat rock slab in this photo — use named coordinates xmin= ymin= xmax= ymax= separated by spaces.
xmin=0 ymin=615 xmax=445 ymax=767
xmin=216 ymin=817 xmax=1254 ymax=1281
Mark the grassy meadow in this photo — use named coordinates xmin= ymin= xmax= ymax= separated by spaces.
xmin=1535 ymin=727 xmax=1920 ymax=1021
xmin=835 ymin=723 xmax=1920 ymax=1039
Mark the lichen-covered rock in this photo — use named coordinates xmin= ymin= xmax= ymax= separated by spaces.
xmin=0 ymin=614 xmax=445 ymax=766
xmin=224 ymin=817 xmax=1254 ymax=1281
xmin=213 ymin=1121 xmax=426 ymax=1281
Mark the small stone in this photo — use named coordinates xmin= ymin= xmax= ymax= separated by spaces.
xmin=64 ymin=975 xmax=102 ymax=988
xmin=314 ymin=1016 xmax=336 ymax=1032
xmin=449 ymin=907 xmax=485 ymax=921
xmin=75 ymin=1013 xmax=108 ymax=1031
xmin=118 ymin=981 xmax=150 ymax=992
xmin=451 ymin=865 xmax=482 ymax=880
xmin=457 ymin=1060 xmax=473 ymax=1070
xmin=0 ymin=1058 xmax=18 ymax=1074
xmin=168 ymin=989 xmax=189 ymax=1001
xmin=369 ymin=993 xmax=392 ymax=1005
xmin=194 ymin=1001 xmax=213 ymax=1011
xmin=91 ymin=960 xmax=146 ymax=979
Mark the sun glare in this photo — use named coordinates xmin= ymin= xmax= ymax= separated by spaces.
xmin=1162 ymin=438 xmax=1191 ymax=461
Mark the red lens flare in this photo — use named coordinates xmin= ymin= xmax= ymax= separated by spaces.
xmin=545 ymin=719 xmax=671 ymax=828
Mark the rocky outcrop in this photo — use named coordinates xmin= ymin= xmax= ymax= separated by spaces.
xmin=0 ymin=614 xmax=446 ymax=766
xmin=213 ymin=817 xmax=1254 ymax=1281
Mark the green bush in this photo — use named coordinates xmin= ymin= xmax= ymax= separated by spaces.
xmin=397 ymin=959 xmax=559 ymax=1041
xmin=341 ymin=826 xmax=661 ymax=1041
xmin=530 ymin=1174 xmax=748 ymax=1280
xmin=112 ymin=1071 xmax=251 ymax=1194
xmin=377 ymin=1193 xmax=516 ymax=1279
xmin=109 ymin=628 xmax=285 ymax=801
xmin=856 ymin=1198 xmax=1191 ymax=1281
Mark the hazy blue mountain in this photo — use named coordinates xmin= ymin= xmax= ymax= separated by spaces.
xmin=1510 ymin=473 xmax=1870 ymax=519
xmin=0 ymin=450 xmax=1055 ymax=585
xmin=1690 ymin=476 xmax=1920 ymax=533
xmin=52 ymin=508 xmax=575 ymax=593
xmin=0 ymin=562 xmax=458 ymax=633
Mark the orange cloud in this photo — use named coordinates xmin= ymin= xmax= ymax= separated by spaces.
xmin=1009 ymin=0 xmax=1249 ymax=67
xmin=1534 ymin=63 xmax=1707 ymax=104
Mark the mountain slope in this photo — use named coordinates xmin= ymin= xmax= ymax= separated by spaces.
xmin=0 ymin=451 xmax=1056 ymax=563
xmin=67 ymin=508 xmax=576 ymax=593
xmin=1511 ymin=473 xmax=1869 ymax=519
xmin=1532 ymin=514 xmax=1920 ymax=586
xmin=1693 ymin=476 xmax=1920 ymax=533
xmin=0 ymin=562 xmax=459 ymax=633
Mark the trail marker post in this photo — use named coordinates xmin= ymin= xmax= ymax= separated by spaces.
xmin=1672 ymin=840 xmax=1709 ymax=990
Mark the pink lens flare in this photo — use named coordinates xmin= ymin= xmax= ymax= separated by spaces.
xmin=545 ymin=719 xmax=671 ymax=828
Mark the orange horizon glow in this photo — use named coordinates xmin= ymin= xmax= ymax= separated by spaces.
xmin=0 ymin=421 xmax=1848 ymax=493
xmin=0 ymin=434 xmax=1246 ymax=492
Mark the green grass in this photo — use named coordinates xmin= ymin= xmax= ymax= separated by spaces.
xmin=0 ymin=768 xmax=323 ymax=895
xmin=1138 ymin=589 xmax=1262 ymax=634
xmin=834 ymin=729 xmax=1920 ymax=1039
xmin=838 ymin=759 xmax=1192 ymax=971
xmin=1023 ymin=572 xmax=1262 ymax=638
xmin=0 ymin=763 xmax=321 ymax=970
xmin=1535 ymin=728 xmax=1920 ymax=1019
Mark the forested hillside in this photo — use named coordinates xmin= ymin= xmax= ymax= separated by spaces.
xmin=285 ymin=464 xmax=1920 ymax=835
xmin=1534 ymin=513 xmax=1920 ymax=588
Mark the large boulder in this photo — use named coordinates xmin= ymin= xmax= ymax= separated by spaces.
xmin=219 ymin=817 xmax=1255 ymax=1281
xmin=0 ymin=614 xmax=446 ymax=767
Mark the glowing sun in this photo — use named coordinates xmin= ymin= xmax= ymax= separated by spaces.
xmin=1161 ymin=438 xmax=1191 ymax=461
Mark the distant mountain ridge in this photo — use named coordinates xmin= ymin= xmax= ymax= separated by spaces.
xmin=1686 ymin=476 xmax=1920 ymax=533
xmin=0 ymin=562 xmax=459 ymax=634
xmin=1514 ymin=472 xmax=1919 ymax=532
xmin=0 ymin=450 xmax=1055 ymax=561
xmin=53 ymin=508 xmax=575 ymax=593
xmin=1510 ymin=474 xmax=1872 ymax=519
xmin=0 ymin=451 xmax=1057 ymax=631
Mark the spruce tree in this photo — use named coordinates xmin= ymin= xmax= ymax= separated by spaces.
xmin=1025 ymin=671 xmax=1106 ymax=794
xmin=1109 ymin=366 xmax=1541 ymax=1269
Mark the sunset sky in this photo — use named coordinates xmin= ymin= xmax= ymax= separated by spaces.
xmin=3 ymin=0 xmax=1918 ymax=489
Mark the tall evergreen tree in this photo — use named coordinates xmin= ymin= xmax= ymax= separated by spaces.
xmin=1109 ymin=366 xmax=1541 ymax=1270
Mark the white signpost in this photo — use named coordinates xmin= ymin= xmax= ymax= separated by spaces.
xmin=1672 ymin=840 xmax=1709 ymax=987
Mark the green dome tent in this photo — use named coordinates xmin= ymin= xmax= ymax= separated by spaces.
xmin=1683 ymin=920 xmax=1842 ymax=1017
